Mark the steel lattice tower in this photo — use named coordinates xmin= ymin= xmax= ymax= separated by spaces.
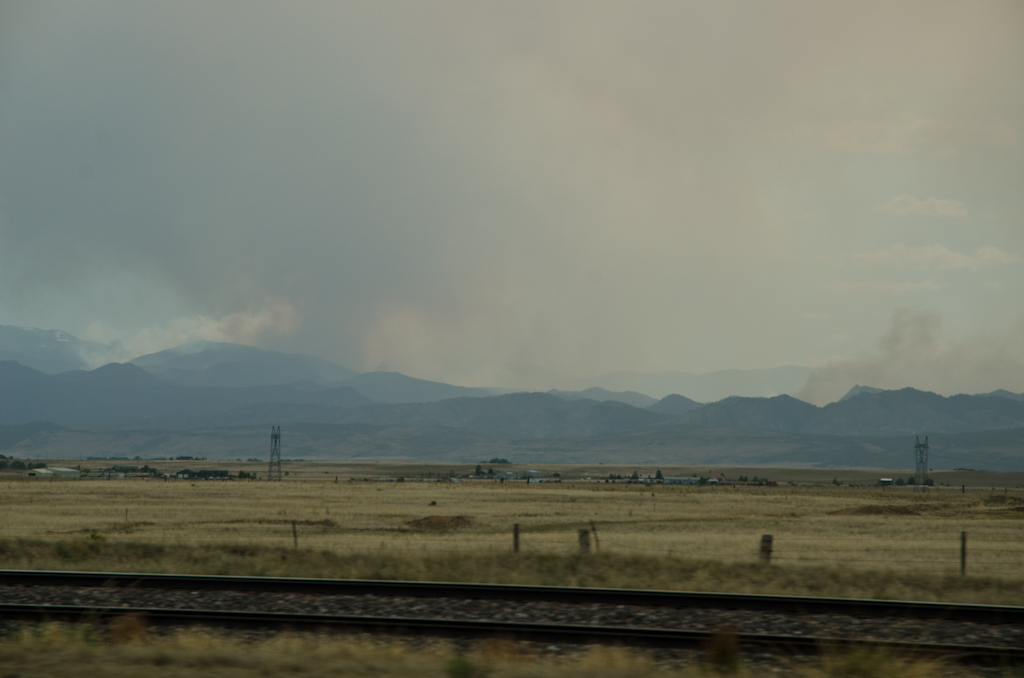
xmin=268 ymin=426 xmax=282 ymax=481
xmin=914 ymin=435 xmax=929 ymax=490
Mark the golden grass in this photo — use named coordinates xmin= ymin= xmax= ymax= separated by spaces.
xmin=0 ymin=622 xmax=984 ymax=678
xmin=0 ymin=476 xmax=1022 ymax=602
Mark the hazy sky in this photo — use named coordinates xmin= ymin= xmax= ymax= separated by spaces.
xmin=1 ymin=1 xmax=1022 ymax=398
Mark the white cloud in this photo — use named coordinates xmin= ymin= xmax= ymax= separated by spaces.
xmin=875 ymin=194 xmax=967 ymax=218
xmin=827 ymin=279 xmax=946 ymax=294
xmin=852 ymin=243 xmax=1022 ymax=271
xmin=974 ymin=246 xmax=1023 ymax=266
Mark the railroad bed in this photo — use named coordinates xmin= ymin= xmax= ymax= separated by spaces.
xmin=0 ymin=571 xmax=1022 ymax=664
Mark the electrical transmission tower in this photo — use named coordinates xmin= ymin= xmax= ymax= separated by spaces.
xmin=914 ymin=435 xmax=929 ymax=491
xmin=268 ymin=426 xmax=282 ymax=481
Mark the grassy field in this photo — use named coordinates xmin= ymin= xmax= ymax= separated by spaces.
xmin=1 ymin=464 xmax=1023 ymax=603
xmin=1 ymin=466 xmax=1020 ymax=677
xmin=0 ymin=624 xmax=972 ymax=678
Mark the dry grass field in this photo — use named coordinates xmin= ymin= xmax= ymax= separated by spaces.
xmin=0 ymin=624 xmax=973 ymax=678
xmin=1 ymin=463 xmax=1023 ymax=604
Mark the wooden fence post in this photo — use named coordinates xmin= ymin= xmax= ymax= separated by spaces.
xmin=578 ymin=529 xmax=591 ymax=554
xmin=961 ymin=531 xmax=967 ymax=576
xmin=760 ymin=534 xmax=773 ymax=563
xmin=292 ymin=521 xmax=298 ymax=550
xmin=513 ymin=523 xmax=520 ymax=553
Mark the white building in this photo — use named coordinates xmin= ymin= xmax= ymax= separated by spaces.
xmin=26 ymin=467 xmax=81 ymax=479
xmin=663 ymin=476 xmax=701 ymax=485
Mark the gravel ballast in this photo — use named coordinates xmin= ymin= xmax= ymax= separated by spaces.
xmin=0 ymin=584 xmax=1021 ymax=649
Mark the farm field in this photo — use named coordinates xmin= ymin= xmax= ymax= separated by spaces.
xmin=1 ymin=464 xmax=1023 ymax=604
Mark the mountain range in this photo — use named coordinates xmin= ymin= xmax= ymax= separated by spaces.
xmin=578 ymin=365 xmax=817 ymax=401
xmin=0 ymin=361 xmax=372 ymax=426
xmin=0 ymin=325 xmax=124 ymax=373
xmin=0 ymin=325 xmax=818 ymax=404
xmin=3 ymin=325 xmax=1024 ymax=469
xmin=4 ymin=357 xmax=1024 ymax=441
xmin=131 ymin=341 xmax=358 ymax=387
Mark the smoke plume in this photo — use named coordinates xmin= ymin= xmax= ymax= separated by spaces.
xmin=798 ymin=308 xmax=1024 ymax=405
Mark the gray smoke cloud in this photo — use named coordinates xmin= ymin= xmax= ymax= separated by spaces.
xmin=0 ymin=2 xmax=1022 ymax=386
xmin=798 ymin=308 xmax=1024 ymax=405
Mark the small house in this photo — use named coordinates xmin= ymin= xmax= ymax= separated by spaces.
xmin=176 ymin=469 xmax=196 ymax=479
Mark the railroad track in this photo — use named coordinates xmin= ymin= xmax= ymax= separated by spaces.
xmin=0 ymin=571 xmax=1021 ymax=664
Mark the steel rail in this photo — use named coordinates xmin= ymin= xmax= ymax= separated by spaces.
xmin=0 ymin=570 xmax=1022 ymax=625
xmin=0 ymin=603 xmax=1021 ymax=665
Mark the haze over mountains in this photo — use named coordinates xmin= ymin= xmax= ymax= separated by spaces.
xmin=0 ymin=325 xmax=815 ymax=404
xmin=0 ymin=326 xmax=125 ymax=374
xmin=3 ymin=325 xmax=1024 ymax=470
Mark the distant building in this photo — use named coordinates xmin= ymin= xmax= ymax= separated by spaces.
xmin=26 ymin=467 xmax=80 ymax=479
xmin=879 ymin=478 xmax=894 ymax=486
xmin=197 ymin=470 xmax=230 ymax=480
xmin=518 ymin=470 xmax=542 ymax=478
xmin=176 ymin=469 xmax=196 ymax=479
xmin=663 ymin=477 xmax=700 ymax=485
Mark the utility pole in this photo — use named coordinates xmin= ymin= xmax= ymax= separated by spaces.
xmin=914 ymin=435 xmax=929 ymax=491
xmin=268 ymin=426 xmax=282 ymax=481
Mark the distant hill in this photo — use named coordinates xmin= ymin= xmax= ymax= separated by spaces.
xmin=646 ymin=394 xmax=704 ymax=416
xmin=547 ymin=388 xmax=657 ymax=408
xmin=132 ymin=340 xmax=357 ymax=387
xmin=114 ymin=391 xmax=671 ymax=439
xmin=0 ymin=361 xmax=372 ymax=426
xmin=581 ymin=365 xmax=817 ymax=401
xmin=330 ymin=392 xmax=670 ymax=439
xmin=0 ymin=325 xmax=122 ymax=373
xmin=805 ymin=388 xmax=1024 ymax=436
xmin=838 ymin=385 xmax=885 ymax=401
xmin=669 ymin=387 xmax=1024 ymax=437
xmin=335 ymin=372 xmax=497 ymax=404
xmin=677 ymin=394 xmax=819 ymax=432
xmin=979 ymin=389 xmax=1024 ymax=402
